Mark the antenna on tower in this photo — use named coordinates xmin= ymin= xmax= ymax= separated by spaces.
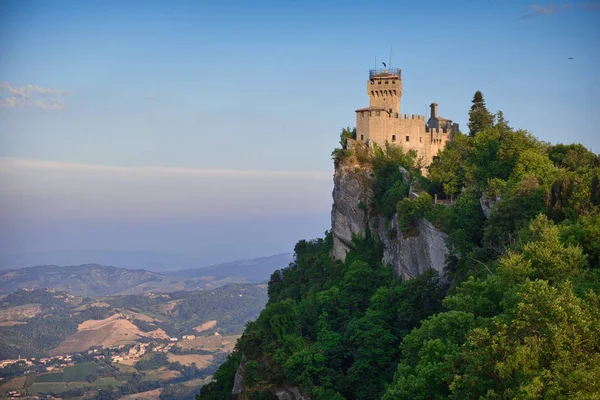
xmin=389 ymin=45 xmax=392 ymax=69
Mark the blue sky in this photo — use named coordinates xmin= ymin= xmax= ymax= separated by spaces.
xmin=0 ymin=0 xmax=599 ymax=266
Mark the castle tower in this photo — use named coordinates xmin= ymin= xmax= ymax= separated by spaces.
xmin=367 ymin=68 xmax=402 ymax=114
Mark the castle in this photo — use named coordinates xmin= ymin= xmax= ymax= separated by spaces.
xmin=355 ymin=68 xmax=459 ymax=165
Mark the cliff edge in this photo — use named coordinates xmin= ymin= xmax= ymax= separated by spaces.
xmin=331 ymin=141 xmax=448 ymax=279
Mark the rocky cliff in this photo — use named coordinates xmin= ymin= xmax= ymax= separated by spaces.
xmin=331 ymin=153 xmax=448 ymax=279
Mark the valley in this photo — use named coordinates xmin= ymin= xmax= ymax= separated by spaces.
xmin=0 ymin=254 xmax=283 ymax=399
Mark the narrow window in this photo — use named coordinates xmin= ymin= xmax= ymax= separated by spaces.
xmin=405 ymin=136 xmax=410 ymax=142
xmin=392 ymin=135 xmax=396 ymax=142
xmin=370 ymin=80 xmax=374 ymax=85
xmin=360 ymin=134 xmax=364 ymax=140
xmin=419 ymin=137 xmax=422 ymax=143
xmin=385 ymin=81 xmax=388 ymax=84
xmin=378 ymin=81 xmax=382 ymax=84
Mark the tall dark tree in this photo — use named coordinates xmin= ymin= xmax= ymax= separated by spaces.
xmin=468 ymin=90 xmax=494 ymax=136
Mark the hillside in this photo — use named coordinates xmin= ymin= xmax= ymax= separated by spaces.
xmin=200 ymin=110 xmax=600 ymax=398
xmin=0 ymin=253 xmax=293 ymax=297
xmin=0 ymin=284 xmax=268 ymax=360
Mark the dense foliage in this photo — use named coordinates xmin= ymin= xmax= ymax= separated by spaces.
xmin=134 ymin=352 xmax=169 ymax=371
xmin=201 ymin=93 xmax=600 ymax=399
xmin=0 ymin=306 xmax=115 ymax=359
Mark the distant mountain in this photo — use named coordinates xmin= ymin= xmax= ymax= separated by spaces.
xmin=0 ymin=253 xmax=293 ymax=297
xmin=0 ymin=250 xmax=215 ymax=272
xmin=0 ymin=264 xmax=164 ymax=297
xmin=167 ymin=253 xmax=293 ymax=281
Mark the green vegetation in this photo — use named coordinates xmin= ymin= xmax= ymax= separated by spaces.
xmin=200 ymin=93 xmax=600 ymax=399
xmin=467 ymin=90 xmax=494 ymax=136
xmin=134 ymin=353 xmax=169 ymax=371
xmin=34 ymin=362 xmax=108 ymax=383
xmin=131 ymin=318 xmax=159 ymax=332
xmin=0 ymin=305 xmax=115 ymax=359
xmin=0 ymin=288 xmax=80 ymax=310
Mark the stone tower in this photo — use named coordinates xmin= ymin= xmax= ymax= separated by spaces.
xmin=367 ymin=68 xmax=402 ymax=114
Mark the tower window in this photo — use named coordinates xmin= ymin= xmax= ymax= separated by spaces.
xmin=419 ymin=137 xmax=422 ymax=143
xmin=385 ymin=81 xmax=388 ymax=84
xmin=392 ymin=80 xmax=396 ymax=84
xmin=392 ymin=135 xmax=396 ymax=141
xmin=370 ymin=80 xmax=374 ymax=85
xmin=378 ymin=81 xmax=381 ymax=84
xmin=405 ymin=136 xmax=410 ymax=142
xmin=360 ymin=135 xmax=364 ymax=140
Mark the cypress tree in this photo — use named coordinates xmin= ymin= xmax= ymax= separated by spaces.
xmin=468 ymin=90 xmax=494 ymax=136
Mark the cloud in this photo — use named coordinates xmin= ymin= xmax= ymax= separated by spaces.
xmin=0 ymin=158 xmax=333 ymax=220
xmin=531 ymin=3 xmax=572 ymax=14
xmin=519 ymin=1 xmax=600 ymax=18
xmin=0 ymin=81 xmax=68 ymax=110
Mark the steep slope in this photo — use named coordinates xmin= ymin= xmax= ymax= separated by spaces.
xmin=331 ymin=149 xmax=448 ymax=278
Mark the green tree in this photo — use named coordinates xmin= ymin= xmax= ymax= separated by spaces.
xmin=467 ymin=90 xmax=494 ymax=136
xmin=454 ymin=281 xmax=600 ymax=399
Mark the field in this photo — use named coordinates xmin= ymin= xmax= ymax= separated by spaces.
xmin=30 ymin=381 xmax=91 ymax=394
xmin=119 ymin=388 xmax=163 ymax=400
xmin=193 ymin=320 xmax=217 ymax=332
xmin=166 ymin=354 xmax=213 ymax=368
xmin=177 ymin=334 xmax=240 ymax=352
xmin=34 ymin=362 xmax=102 ymax=383
xmin=182 ymin=377 xmax=212 ymax=387
xmin=49 ymin=314 xmax=169 ymax=355
xmin=0 ymin=376 xmax=26 ymax=390
xmin=0 ymin=321 xmax=26 ymax=326
xmin=0 ymin=303 xmax=42 ymax=322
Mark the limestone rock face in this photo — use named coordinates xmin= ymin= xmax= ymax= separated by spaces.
xmin=232 ymin=354 xmax=246 ymax=397
xmin=275 ymin=387 xmax=312 ymax=400
xmin=377 ymin=215 xmax=448 ymax=279
xmin=480 ymin=193 xmax=499 ymax=219
xmin=331 ymin=163 xmax=374 ymax=261
xmin=331 ymin=161 xmax=448 ymax=278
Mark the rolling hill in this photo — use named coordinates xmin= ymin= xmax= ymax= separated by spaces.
xmin=0 ymin=253 xmax=293 ymax=296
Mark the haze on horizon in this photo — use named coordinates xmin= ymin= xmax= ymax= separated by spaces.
xmin=0 ymin=0 xmax=599 ymax=269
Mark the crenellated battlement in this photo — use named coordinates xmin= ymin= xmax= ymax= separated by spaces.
xmin=400 ymin=114 xmax=425 ymax=120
